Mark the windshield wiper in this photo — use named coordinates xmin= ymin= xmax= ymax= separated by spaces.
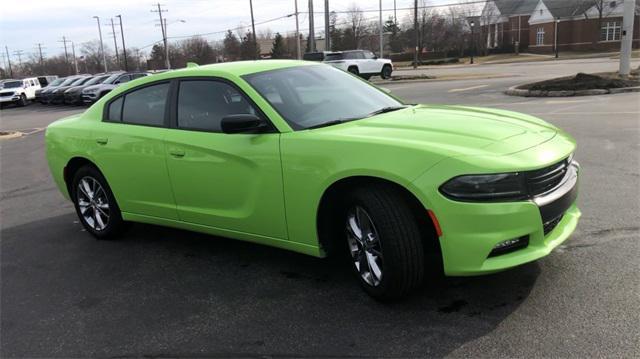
xmin=306 ymin=106 xmax=409 ymax=130
xmin=306 ymin=120 xmax=346 ymax=129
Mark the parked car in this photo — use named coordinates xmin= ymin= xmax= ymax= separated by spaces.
xmin=0 ymin=77 xmax=41 ymax=107
xmin=45 ymin=61 xmax=580 ymax=299
xmin=82 ymin=72 xmax=149 ymax=104
xmin=40 ymin=76 xmax=85 ymax=104
xmin=37 ymin=75 xmax=59 ymax=87
xmin=35 ymin=77 xmax=67 ymax=103
xmin=302 ymin=51 xmax=332 ymax=62
xmin=64 ymin=74 xmax=111 ymax=105
xmin=324 ymin=50 xmax=393 ymax=80
xmin=49 ymin=76 xmax=92 ymax=104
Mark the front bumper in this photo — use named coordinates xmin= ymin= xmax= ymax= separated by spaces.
xmin=82 ymin=93 xmax=99 ymax=104
xmin=412 ymin=136 xmax=580 ymax=276
xmin=0 ymin=95 xmax=20 ymax=103
xmin=64 ymin=92 xmax=82 ymax=104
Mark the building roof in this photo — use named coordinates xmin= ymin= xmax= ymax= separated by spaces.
xmin=541 ymin=0 xmax=594 ymax=18
xmin=493 ymin=0 xmax=539 ymax=16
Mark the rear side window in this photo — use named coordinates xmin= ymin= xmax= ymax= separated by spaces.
xmin=107 ymin=97 xmax=123 ymax=122
xmin=116 ymin=83 xmax=169 ymax=126
xmin=177 ymin=80 xmax=259 ymax=132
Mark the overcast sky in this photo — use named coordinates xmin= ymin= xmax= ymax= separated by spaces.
xmin=0 ymin=0 xmax=468 ymax=61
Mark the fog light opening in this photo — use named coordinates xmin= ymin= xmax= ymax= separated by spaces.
xmin=488 ymin=235 xmax=529 ymax=257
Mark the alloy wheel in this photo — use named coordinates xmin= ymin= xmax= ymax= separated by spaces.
xmin=346 ymin=206 xmax=384 ymax=287
xmin=76 ymin=176 xmax=110 ymax=231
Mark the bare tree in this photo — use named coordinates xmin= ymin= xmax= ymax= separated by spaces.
xmin=344 ymin=4 xmax=368 ymax=49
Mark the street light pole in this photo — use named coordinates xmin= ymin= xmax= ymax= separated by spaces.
xmin=554 ymin=18 xmax=559 ymax=59
xmin=93 ymin=16 xmax=108 ymax=72
xmin=294 ymin=0 xmax=301 ymax=59
xmin=619 ymin=0 xmax=635 ymax=77
xmin=116 ymin=15 xmax=128 ymax=71
xmin=413 ymin=0 xmax=418 ymax=69
xmin=379 ymin=0 xmax=383 ymax=58
xmin=470 ymin=21 xmax=475 ymax=64
xmin=110 ymin=18 xmax=120 ymax=68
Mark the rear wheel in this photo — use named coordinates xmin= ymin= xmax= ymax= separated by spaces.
xmin=71 ymin=165 xmax=126 ymax=239
xmin=343 ymin=185 xmax=425 ymax=300
xmin=348 ymin=66 xmax=359 ymax=76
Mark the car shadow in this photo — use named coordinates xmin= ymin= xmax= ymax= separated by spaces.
xmin=1 ymin=213 xmax=539 ymax=358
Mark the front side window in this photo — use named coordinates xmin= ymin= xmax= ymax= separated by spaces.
xmin=116 ymin=75 xmax=131 ymax=84
xmin=364 ymin=51 xmax=376 ymax=59
xmin=600 ymin=21 xmax=621 ymax=41
xmin=119 ymin=82 xmax=169 ymax=126
xmin=536 ymin=27 xmax=545 ymax=45
xmin=177 ymin=80 xmax=259 ymax=132
xmin=244 ymin=65 xmax=403 ymax=130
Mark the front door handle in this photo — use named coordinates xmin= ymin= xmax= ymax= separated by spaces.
xmin=96 ymin=137 xmax=108 ymax=145
xmin=168 ymin=148 xmax=185 ymax=158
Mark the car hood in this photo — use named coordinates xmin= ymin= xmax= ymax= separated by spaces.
xmin=326 ymin=105 xmax=559 ymax=157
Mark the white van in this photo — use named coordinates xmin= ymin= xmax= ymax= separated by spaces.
xmin=0 ymin=77 xmax=42 ymax=107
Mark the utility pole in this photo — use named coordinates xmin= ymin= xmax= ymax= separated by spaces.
xmin=59 ymin=36 xmax=71 ymax=74
xmin=12 ymin=50 xmax=24 ymax=66
xmin=324 ymin=0 xmax=330 ymax=51
xmin=294 ymin=0 xmax=301 ymax=59
xmin=308 ymin=0 xmax=316 ymax=52
xmin=470 ymin=21 xmax=475 ymax=64
xmin=93 ymin=16 xmax=108 ymax=72
xmin=379 ymin=0 xmax=383 ymax=58
xmin=394 ymin=0 xmax=397 ymax=24
xmin=413 ymin=0 xmax=418 ymax=69
xmin=110 ymin=18 xmax=120 ymax=68
xmin=36 ymin=43 xmax=45 ymax=69
xmin=249 ymin=0 xmax=258 ymax=59
xmin=619 ymin=0 xmax=635 ymax=77
xmin=71 ymin=42 xmax=79 ymax=74
xmin=152 ymin=3 xmax=170 ymax=69
xmin=135 ymin=49 xmax=141 ymax=70
xmin=117 ymin=15 xmax=128 ymax=71
xmin=554 ymin=18 xmax=559 ymax=59
xmin=4 ymin=46 xmax=12 ymax=77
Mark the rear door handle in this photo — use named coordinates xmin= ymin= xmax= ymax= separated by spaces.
xmin=168 ymin=148 xmax=185 ymax=158
xmin=96 ymin=137 xmax=108 ymax=145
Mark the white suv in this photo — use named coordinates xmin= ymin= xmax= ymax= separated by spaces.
xmin=323 ymin=50 xmax=393 ymax=80
xmin=0 ymin=77 xmax=41 ymax=107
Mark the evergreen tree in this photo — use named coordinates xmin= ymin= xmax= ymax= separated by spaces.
xmin=223 ymin=30 xmax=241 ymax=61
xmin=384 ymin=17 xmax=404 ymax=53
xmin=271 ymin=33 xmax=287 ymax=59
xmin=240 ymin=31 xmax=260 ymax=60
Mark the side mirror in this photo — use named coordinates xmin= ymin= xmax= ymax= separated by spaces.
xmin=221 ymin=114 xmax=269 ymax=134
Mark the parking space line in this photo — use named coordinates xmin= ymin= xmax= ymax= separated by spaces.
xmin=448 ymin=85 xmax=489 ymax=93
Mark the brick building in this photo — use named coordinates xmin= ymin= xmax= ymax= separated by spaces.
xmin=481 ymin=0 xmax=640 ymax=53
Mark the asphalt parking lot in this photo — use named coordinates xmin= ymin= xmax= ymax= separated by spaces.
xmin=1 ymin=60 xmax=639 ymax=358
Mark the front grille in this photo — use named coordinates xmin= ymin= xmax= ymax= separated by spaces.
xmin=526 ymin=157 xmax=570 ymax=196
xmin=543 ymin=214 xmax=564 ymax=235
xmin=0 ymin=92 xmax=13 ymax=97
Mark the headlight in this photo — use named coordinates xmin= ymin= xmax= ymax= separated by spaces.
xmin=440 ymin=172 xmax=528 ymax=202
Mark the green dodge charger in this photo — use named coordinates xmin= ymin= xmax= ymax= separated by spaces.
xmin=46 ymin=60 xmax=580 ymax=299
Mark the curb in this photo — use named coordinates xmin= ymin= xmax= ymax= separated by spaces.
xmin=0 ymin=131 xmax=23 ymax=140
xmin=373 ymin=74 xmax=511 ymax=86
xmin=504 ymin=85 xmax=640 ymax=97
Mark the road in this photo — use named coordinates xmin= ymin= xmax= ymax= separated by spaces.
xmin=1 ymin=59 xmax=639 ymax=358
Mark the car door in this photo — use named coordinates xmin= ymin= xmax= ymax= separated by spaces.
xmin=363 ymin=51 xmax=382 ymax=73
xmin=163 ymin=78 xmax=287 ymax=239
xmin=91 ymin=81 xmax=178 ymax=220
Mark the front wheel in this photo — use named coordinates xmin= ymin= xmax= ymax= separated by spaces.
xmin=71 ymin=165 xmax=126 ymax=239
xmin=348 ymin=66 xmax=359 ymax=76
xmin=381 ymin=65 xmax=393 ymax=79
xmin=18 ymin=94 xmax=27 ymax=107
xmin=343 ymin=185 xmax=425 ymax=300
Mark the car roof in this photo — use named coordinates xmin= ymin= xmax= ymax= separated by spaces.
xmin=168 ymin=60 xmax=314 ymax=77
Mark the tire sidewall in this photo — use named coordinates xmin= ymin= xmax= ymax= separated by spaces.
xmin=71 ymin=165 xmax=124 ymax=239
xmin=381 ymin=65 xmax=392 ymax=79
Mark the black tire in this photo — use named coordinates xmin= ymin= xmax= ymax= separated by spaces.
xmin=71 ymin=165 xmax=126 ymax=239
xmin=381 ymin=65 xmax=392 ymax=79
xmin=342 ymin=184 xmax=425 ymax=300
xmin=361 ymin=74 xmax=372 ymax=81
xmin=18 ymin=94 xmax=27 ymax=107
xmin=348 ymin=66 xmax=359 ymax=76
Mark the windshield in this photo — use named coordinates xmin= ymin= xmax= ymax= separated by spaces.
xmin=3 ymin=81 xmax=22 ymax=88
xmin=48 ymin=78 xmax=65 ymax=86
xmin=59 ymin=77 xmax=78 ymax=86
xmin=102 ymin=73 xmax=124 ymax=84
xmin=243 ymin=65 xmax=403 ymax=130
xmin=84 ymin=75 xmax=109 ymax=86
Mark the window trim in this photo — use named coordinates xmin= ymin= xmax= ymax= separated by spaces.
xmin=600 ymin=21 xmax=621 ymax=42
xmin=102 ymin=80 xmax=172 ymax=129
xmin=536 ymin=27 xmax=545 ymax=45
xmin=168 ymin=76 xmax=278 ymax=134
